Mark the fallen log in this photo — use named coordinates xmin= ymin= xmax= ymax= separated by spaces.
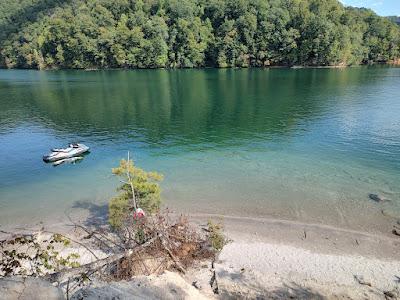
xmin=45 ymin=251 xmax=126 ymax=284
xmin=45 ymin=236 xmax=157 ymax=284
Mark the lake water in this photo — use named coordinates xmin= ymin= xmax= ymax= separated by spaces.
xmin=0 ymin=68 xmax=399 ymax=232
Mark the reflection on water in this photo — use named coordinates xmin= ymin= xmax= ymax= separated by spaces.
xmin=0 ymin=68 xmax=399 ymax=231
xmin=0 ymin=69 xmax=367 ymax=143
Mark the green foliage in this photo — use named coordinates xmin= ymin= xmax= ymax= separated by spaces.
xmin=207 ymin=219 xmax=227 ymax=251
xmin=0 ymin=233 xmax=80 ymax=277
xmin=0 ymin=0 xmax=399 ymax=69
xmin=109 ymin=158 xmax=163 ymax=228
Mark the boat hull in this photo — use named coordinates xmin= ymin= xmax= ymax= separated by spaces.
xmin=43 ymin=144 xmax=89 ymax=162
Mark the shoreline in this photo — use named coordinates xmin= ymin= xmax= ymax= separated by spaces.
xmin=2 ymin=211 xmax=399 ymax=260
xmin=0 ymin=62 xmax=399 ymax=71
xmin=187 ymin=213 xmax=400 ymax=260
xmin=2 ymin=212 xmax=400 ymax=298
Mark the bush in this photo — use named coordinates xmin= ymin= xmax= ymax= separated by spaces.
xmin=207 ymin=219 xmax=227 ymax=251
xmin=0 ymin=233 xmax=80 ymax=277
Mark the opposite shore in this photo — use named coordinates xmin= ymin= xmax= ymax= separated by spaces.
xmin=1 ymin=60 xmax=400 ymax=71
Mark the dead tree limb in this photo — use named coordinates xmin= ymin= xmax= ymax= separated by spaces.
xmin=64 ymin=212 xmax=125 ymax=251
xmin=70 ymin=223 xmax=124 ymax=251
xmin=44 ymin=235 xmax=157 ymax=284
xmin=127 ymin=151 xmax=137 ymax=210
xmin=45 ymin=252 xmax=125 ymax=283
xmin=159 ymin=235 xmax=186 ymax=274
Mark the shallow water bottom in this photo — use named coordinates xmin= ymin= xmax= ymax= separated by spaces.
xmin=1 ymin=145 xmax=398 ymax=235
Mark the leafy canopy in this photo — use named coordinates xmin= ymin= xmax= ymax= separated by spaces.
xmin=109 ymin=158 xmax=163 ymax=228
xmin=0 ymin=0 xmax=400 ymax=69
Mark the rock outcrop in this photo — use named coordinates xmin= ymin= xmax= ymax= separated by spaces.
xmin=71 ymin=271 xmax=210 ymax=300
xmin=0 ymin=278 xmax=64 ymax=300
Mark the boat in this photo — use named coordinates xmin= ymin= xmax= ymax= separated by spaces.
xmin=43 ymin=143 xmax=89 ymax=162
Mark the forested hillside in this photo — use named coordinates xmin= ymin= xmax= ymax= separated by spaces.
xmin=1 ymin=0 xmax=400 ymax=69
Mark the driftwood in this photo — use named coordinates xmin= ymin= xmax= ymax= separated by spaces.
xmin=354 ymin=275 xmax=372 ymax=287
xmin=45 ymin=251 xmax=126 ymax=283
xmin=70 ymin=223 xmax=125 ymax=251
xmin=65 ymin=212 xmax=125 ymax=252
xmin=45 ymin=235 xmax=158 ymax=284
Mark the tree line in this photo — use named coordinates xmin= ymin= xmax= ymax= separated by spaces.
xmin=1 ymin=0 xmax=400 ymax=69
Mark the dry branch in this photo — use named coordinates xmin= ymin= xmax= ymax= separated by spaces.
xmin=44 ymin=235 xmax=157 ymax=284
xmin=127 ymin=151 xmax=137 ymax=210
xmin=159 ymin=235 xmax=186 ymax=274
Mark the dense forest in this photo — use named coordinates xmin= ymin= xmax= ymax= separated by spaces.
xmin=1 ymin=0 xmax=400 ymax=69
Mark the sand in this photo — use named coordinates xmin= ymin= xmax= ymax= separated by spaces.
xmin=185 ymin=214 xmax=400 ymax=299
xmin=71 ymin=271 xmax=210 ymax=300
xmin=2 ymin=213 xmax=400 ymax=299
xmin=214 ymin=242 xmax=400 ymax=299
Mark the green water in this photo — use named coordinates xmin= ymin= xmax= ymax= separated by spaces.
xmin=0 ymin=68 xmax=399 ymax=231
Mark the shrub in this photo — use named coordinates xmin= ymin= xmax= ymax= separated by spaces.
xmin=207 ymin=219 xmax=227 ymax=251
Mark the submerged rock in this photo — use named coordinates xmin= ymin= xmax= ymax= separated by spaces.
xmin=368 ymin=194 xmax=387 ymax=203
xmin=393 ymin=226 xmax=400 ymax=237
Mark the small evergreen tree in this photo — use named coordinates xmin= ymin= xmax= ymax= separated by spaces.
xmin=109 ymin=154 xmax=163 ymax=229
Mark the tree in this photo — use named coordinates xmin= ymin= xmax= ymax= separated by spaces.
xmin=109 ymin=155 xmax=163 ymax=228
xmin=0 ymin=0 xmax=399 ymax=69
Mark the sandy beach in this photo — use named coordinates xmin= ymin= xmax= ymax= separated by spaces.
xmin=2 ymin=211 xmax=399 ymax=299
xmin=203 ymin=215 xmax=400 ymax=299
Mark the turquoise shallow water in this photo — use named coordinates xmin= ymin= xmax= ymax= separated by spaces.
xmin=0 ymin=68 xmax=399 ymax=231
